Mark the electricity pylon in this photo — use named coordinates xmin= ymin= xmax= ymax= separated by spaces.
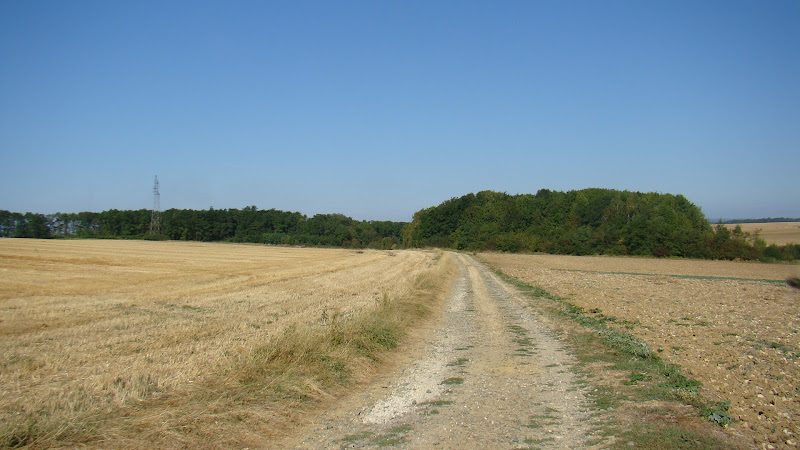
xmin=149 ymin=176 xmax=162 ymax=235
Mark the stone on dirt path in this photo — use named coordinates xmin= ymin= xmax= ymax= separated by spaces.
xmin=285 ymin=253 xmax=600 ymax=449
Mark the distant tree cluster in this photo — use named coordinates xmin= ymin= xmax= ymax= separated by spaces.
xmin=3 ymin=189 xmax=798 ymax=261
xmin=0 ymin=211 xmax=51 ymax=239
xmin=404 ymin=189 xmax=800 ymax=261
xmin=0 ymin=207 xmax=405 ymax=250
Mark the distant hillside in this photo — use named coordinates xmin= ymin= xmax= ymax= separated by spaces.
xmin=404 ymin=189 xmax=799 ymax=261
xmin=721 ymin=218 xmax=800 ymax=224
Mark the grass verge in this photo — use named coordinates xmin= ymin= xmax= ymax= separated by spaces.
xmin=557 ymin=268 xmax=785 ymax=285
xmin=485 ymin=262 xmax=747 ymax=449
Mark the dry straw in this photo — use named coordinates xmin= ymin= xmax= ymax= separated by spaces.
xmin=0 ymin=239 xmax=453 ymax=447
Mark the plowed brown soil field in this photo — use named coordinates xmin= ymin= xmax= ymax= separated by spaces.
xmin=481 ymin=252 xmax=800 ymax=448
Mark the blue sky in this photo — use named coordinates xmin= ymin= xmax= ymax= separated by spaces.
xmin=1 ymin=1 xmax=798 ymax=221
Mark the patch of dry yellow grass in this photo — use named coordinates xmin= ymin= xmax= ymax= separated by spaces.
xmin=0 ymin=239 xmax=449 ymax=447
xmin=724 ymin=222 xmax=800 ymax=245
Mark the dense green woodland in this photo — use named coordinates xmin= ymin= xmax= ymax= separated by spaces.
xmin=0 ymin=207 xmax=404 ymax=249
xmin=403 ymin=189 xmax=799 ymax=261
xmin=2 ymin=189 xmax=798 ymax=261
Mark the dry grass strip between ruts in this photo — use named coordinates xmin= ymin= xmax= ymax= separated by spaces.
xmin=4 ymin=253 xmax=455 ymax=449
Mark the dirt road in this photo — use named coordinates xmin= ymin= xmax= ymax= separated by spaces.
xmin=285 ymin=253 xmax=599 ymax=448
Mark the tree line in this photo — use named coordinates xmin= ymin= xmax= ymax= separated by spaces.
xmin=3 ymin=188 xmax=798 ymax=261
xmin=403 ymin=189 xmax=800 ymax=261
xmin=0 ymin=207 xmax=405 ymax=249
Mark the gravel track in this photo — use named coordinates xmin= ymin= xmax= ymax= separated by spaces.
xmin=286 ymin=253 xmax=598 ymax=448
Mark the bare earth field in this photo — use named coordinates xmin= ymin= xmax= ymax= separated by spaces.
xmin=481 ymin=252 xmax=800 ymax=448
xmin=0 ymin=239 xmax=440 ymax=447
xmin=725 ymin=222 xmax=800 ymax=245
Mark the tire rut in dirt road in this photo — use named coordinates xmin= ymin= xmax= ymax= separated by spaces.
xmin=288 ymin=253 xmax=598 ymax=448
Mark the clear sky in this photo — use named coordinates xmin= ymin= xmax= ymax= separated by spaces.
xmin=1 ymin=1 xmax=798 ymax=222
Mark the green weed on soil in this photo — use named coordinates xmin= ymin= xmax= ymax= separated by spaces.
xmin=484 ymin=262 xmax=740 ymax=448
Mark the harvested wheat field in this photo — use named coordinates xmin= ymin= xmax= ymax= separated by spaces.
xmin=481 ymin=252 xmax=800 ymax=448
xmin=724 ymin=222 xmax=800 ymax=245
xmin=0 ymin=239 xmax=446 ymax=447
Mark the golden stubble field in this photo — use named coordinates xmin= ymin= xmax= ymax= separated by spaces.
xmin=481 ymin=252 xmax=800 ymax=448
xmin=724 ymin=222 xmax=800 ymax=245
xmin=0 ymin=239 xmax=443 ymax=447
